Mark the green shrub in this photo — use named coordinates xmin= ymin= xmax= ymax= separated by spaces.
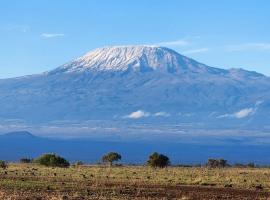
xmin=34 ymin=153 xmax=70 ymax=167
xmin=0 ymin=160 xmax=7 ymax=169
xmin=102 ymin=152 xmax=121 ymax=166
xmin=147 ymin=152 xmax=170 ymax=168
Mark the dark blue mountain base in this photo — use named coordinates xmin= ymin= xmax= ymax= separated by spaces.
xmin=1 ymin=132 xmax=269 ymax=165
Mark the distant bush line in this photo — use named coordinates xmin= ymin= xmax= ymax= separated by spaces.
xmin=0 ymin=153 xmax=267 ymax=169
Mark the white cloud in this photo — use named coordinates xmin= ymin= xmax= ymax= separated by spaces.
xmin=218 ymin=101 xmax=263 ymax=119
xmin=41 ymin=33 xmax=65 ymax=38
xmin=125 ymin=110 xmax=150 ymax=119
xmin=183 ymin=48 xmax=209 ymax=55
xmin=154 ymin=112 xmax=171 ymax=117
xmin=234 ymin=108 xmax=254 ymax=118
xmin=226 ymin=43 xmax=270 ymax=52
xmin=218 ymin=108 xmax=255 ymax=119
xmin=124 ymin=110 xmax=171 ymax=119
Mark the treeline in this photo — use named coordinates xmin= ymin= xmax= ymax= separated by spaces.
xmin=0 ymin=152 xmax=266 ymax=169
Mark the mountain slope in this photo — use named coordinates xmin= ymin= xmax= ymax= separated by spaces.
xmin=0 ymin=46 xmax=269 ymax=130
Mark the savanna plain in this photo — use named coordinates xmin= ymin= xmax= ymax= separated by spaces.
xmin=1 ymin=164 xmax=270 ymax=200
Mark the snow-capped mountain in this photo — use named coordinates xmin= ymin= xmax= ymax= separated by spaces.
xmin=0 ymin=46 xmax=270 ymax=130
xmin=50 ymin=45 xmax=221 ymax=74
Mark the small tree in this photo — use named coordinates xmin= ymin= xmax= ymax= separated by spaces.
xmin=207 ymin=158 xmax=227 ymax=168
xmin=102 ymin=152 xmax=121 ymax=166
xmin=147 ymin=152 xmax=170 ymax=168
xmin=34 ymin=153 xmax=70 ymax=168
xmin=0 ymin=160 xmax=7 ymax=169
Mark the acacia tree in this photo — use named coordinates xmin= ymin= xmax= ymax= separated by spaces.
xmin=147 ymin=152 xmax=170 ymax=168
xmin=102 ymin=152 xmax=121 ymax=166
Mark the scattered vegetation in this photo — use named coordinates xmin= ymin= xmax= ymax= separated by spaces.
xmin=0 ymin=160 xmax=7 ymax=169
xmin=1 ymin=153 xmax=269 ymax=199
xmin=147 ymin=152 xmax=170 ymax=168
xmin=34 ymin=153 xmax=70 ymax=167
xmin=0 ymin=163 xmax=269 ymax=199
xmin=102 ymin=152 xmax=122 ymax=166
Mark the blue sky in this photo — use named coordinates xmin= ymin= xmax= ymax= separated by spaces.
xmin=0 ymin=0 xmax=270 ymax=78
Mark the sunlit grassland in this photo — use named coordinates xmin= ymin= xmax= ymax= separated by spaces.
xmin=0 ymin=164 xmax=270 ymax=191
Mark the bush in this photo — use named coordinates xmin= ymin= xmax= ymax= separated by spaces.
xmin=102 ymin=152 xmax=121 ymax=166
xmin=207 ymin=158 xmax=227 ymax=168
xmin=147 ymin=152 xmax=170 ymax=168
xmin=0 ymin=160 xmax=7 ymax=169
xmin=34 ymin=153 xmax=70 ymax=167
xmin=20 ymin=158 xmax=32 ymax=163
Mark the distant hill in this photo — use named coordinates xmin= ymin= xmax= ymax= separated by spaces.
xmin=1 ymin=131 xmax=36 ymax=139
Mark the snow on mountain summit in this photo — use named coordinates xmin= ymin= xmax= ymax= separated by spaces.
xmin=51 ymin=45 xmax=212 ymax=74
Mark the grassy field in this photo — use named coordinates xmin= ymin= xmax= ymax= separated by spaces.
xmin=0 ymin=164 xmax=270 ymax=199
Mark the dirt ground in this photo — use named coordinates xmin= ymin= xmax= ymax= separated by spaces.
xmin=0 ymin=184 xmax=269 ymax=200
xmin=1 ymin=164 xmax=270 ymax=199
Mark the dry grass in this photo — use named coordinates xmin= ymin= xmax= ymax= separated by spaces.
xmin=0 ymin=164 xmax=270 ymax=199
